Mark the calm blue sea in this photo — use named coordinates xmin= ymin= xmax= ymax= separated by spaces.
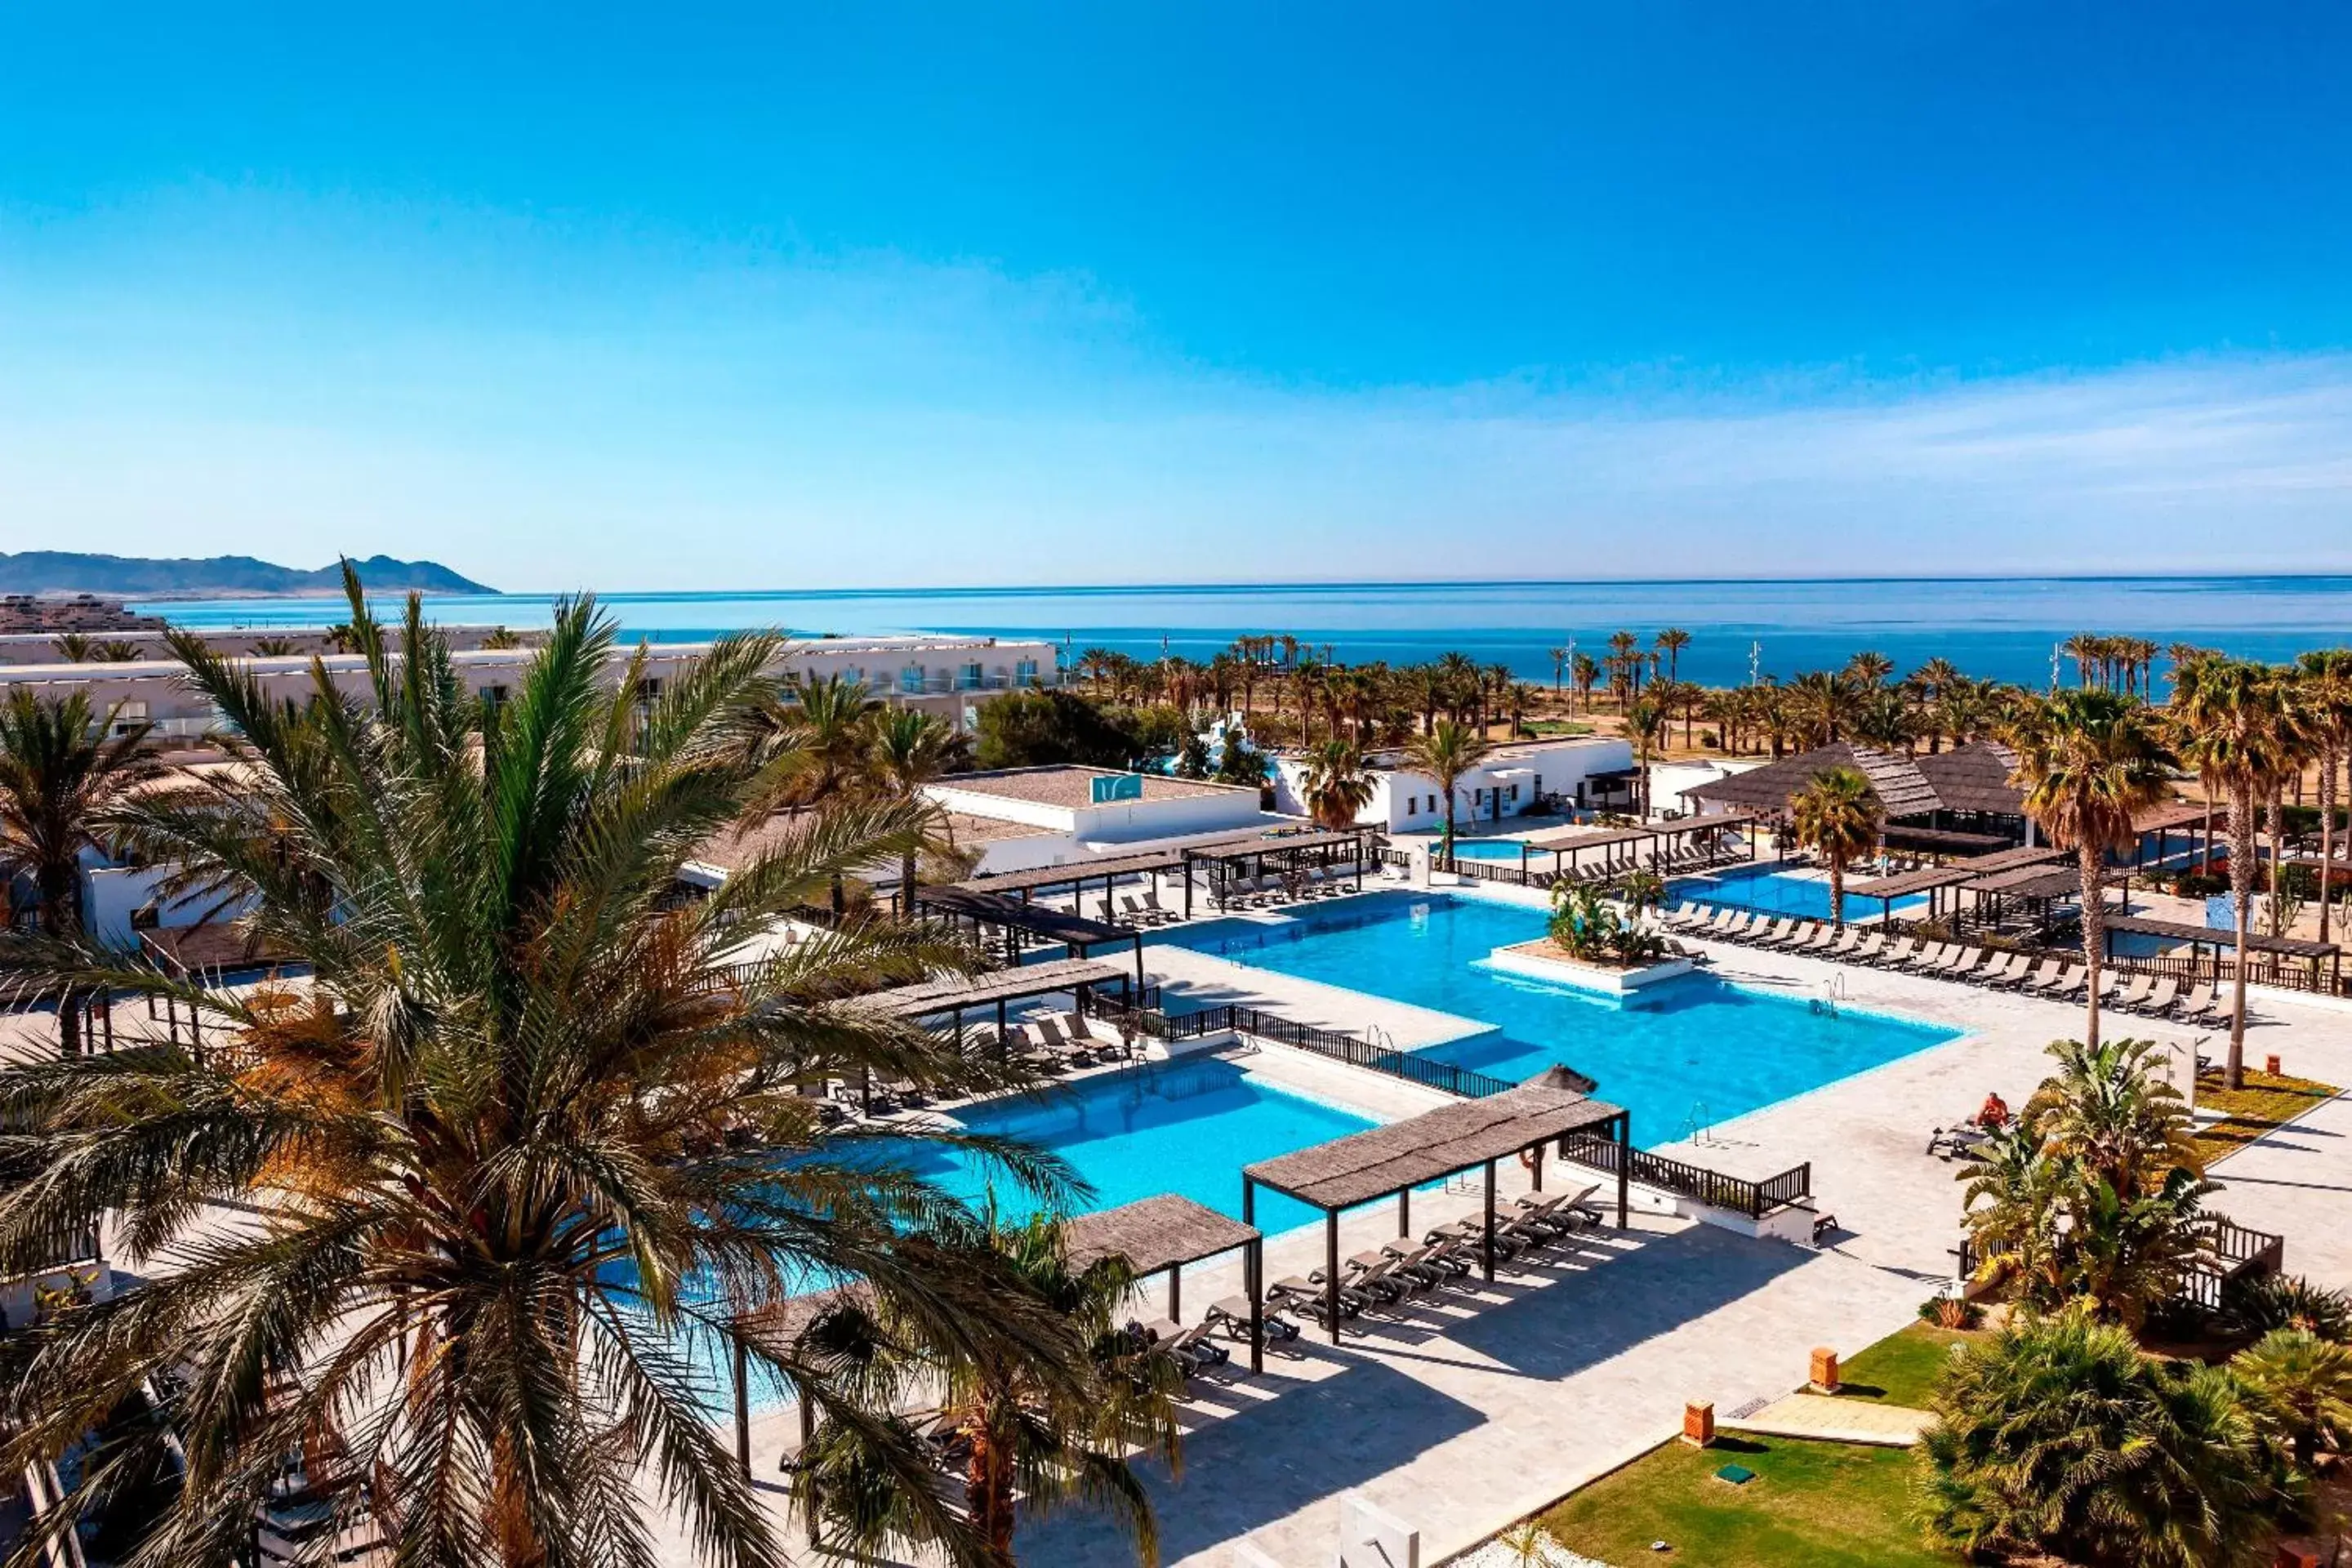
xmin=134 ymin=576 xmax=2352 ymax=690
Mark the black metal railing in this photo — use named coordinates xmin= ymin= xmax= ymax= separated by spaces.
xmin=1555 ymin=1131 xmax=1812 ymax=1219
xmin=1079 ymin=995 xmax=1517 ymax=1100
xmin=1953 ymin=1215 xmax=2283 ymax=1312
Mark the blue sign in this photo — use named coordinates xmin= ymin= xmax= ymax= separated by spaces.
xmin=1089 ymin=773 xmax=1145 ymax=804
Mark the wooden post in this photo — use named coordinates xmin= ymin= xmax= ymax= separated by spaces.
xmin=1325 ymin=1210 xmax=1342 ymax=1344
xmin=1482 ymin=1160 xmax=1497 ymax=1281
xmin=1615 ymin=1113 xmax=1631 ymax=1228
xmin=1397 ymin=1187 xmax=1410 ymax=1238
xmin=1246 ymin=1234 xmax=1264 ymax=1374
xmin=1168 ymin=1264 xmax=1181 ymax=1325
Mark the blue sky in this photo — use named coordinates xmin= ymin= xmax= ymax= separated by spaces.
xmin=5 ymin=2 xmax=2350 ymax=589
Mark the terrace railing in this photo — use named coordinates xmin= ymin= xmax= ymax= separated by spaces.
xmin=1555 ymin=1131 xmax=1813 ymax=1219
xmin=1952 ymin=1215 xmax=2283 ymax=1313
xmin=1080 ymin=994 xmax=1517 ymax=1100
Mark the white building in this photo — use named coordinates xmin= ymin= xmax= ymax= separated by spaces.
xmin=923 ymin=766 xmax=1278 ymax=875
xmin=1266 ymin=734 xmax=1634 ymax=832
xmin=0 ymin=632 xmax=1062 ymax=745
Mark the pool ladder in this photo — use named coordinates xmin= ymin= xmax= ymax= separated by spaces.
xmin=1812 ymin=973 xmax=1848 ymax=1018
xmin=1681 ymin=1101 xmax=1715 ymax=1145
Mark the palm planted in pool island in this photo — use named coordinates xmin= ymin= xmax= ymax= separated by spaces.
xmin=1788 ymin=765 xmax=1881 ymax=931
xmin=0 ymin=582 xmax=1159 ymax=1568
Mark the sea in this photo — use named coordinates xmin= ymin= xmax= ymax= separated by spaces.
xmin=133 ymin=576 xmax=2352 ymax=691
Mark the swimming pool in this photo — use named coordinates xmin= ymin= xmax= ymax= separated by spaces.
xmin=884 ymin=1057 xmax=1373 ymax=1238
xmin=1446 ymin=838 xmax=1535 ymax=862
xmin=1162 ymin=893 xmax=1958 ymax=1143
xmin=1677 ymin=863 xmax=1925 ymax=924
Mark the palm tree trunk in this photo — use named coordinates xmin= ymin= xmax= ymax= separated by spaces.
xmin=902 ymin=849 xmax=919 ymax=918
xmin=2078 ymin=844 xmax=2105 ymax=1049
xmin=2227 ymin=783 xmax=2255 ymax=1089
xmin=2266 ymin=792 xmax=2285 ymax=938
xmin=2321 ymin=747 xmax=2340 ymax=945
xmin=1829 ymin=858 xmax=1846 ymax=933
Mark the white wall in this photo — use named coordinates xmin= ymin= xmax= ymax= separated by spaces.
xmin=81 ymin=862 xmax=252 ymax=950
xmin=1271 ymin=735 xmax=1635 ymax=831
xmin=1071 ymin=786 xmax=1263 ymax=844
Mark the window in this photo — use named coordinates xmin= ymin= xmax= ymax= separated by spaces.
xmin=1507 ymin=784 xmax=1519 ymax=803
xmin=479 ymin=684 xmax=510 ymax=710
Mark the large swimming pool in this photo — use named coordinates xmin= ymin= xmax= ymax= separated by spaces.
xmin=1162 ymin=893 xmax=1958 ymax=1144
xmin=1676 ymin=862 xmax=1926 ymax=924
xmin=885 ymin=1057 xmax=1372 ymax=1238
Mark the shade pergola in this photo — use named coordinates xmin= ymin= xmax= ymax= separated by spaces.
xmin=1066 ymin=1193 xmax=1261 ymax=1343
xmin=732 ymin=1193 xmax=1263 ymax=1479
xmin=1880 ymin=824 xmax=2012 ymax=856
xmin=2103 ymin=915 xmax=2342 ymax=990
xmin=1848 ymin=844 xmax=2066 ymax=924
xmin=844 ymin=956 xmax=1133 ymax=1021
xmin=913 ymin=884 xmax=1145 ymax=988
xmin=1512 ymin=813 xmax=1756 ymax=880
xmin=1180 ymin=828 xmax=1376 ymax=916
xmin=1241 ymin=1068 xmax=1628 ymax=1351
xmin=2130 ymin=799 xmax=2226 ymax=871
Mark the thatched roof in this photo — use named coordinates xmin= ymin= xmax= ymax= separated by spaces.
xmin=1913 ymin=742 xmax=2025 ymax=817
xmin=1849 ymin=844 xmax=2063 ymax=898
xmin=1682 ymin=743 xmax=1940 ymax=822
xmin=843 ymin=956 xmax=1131 ymax=1019
xmin=1064 ymin=1195 xmax=1258 ymax=1275
xmin=1245 ymin=1067 xmax=1623 ymax=1211
xmin=2106 ymin=915 xmax=2338 ymax=960
xmin=913 ymin=885 xmax=1134 ymax=945
xmin=2133 ymin=800 xmax=2217 ymax=835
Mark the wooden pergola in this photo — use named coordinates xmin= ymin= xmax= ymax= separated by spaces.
xmin=912 ymin=884 xmax=1146 ymax=991
xmin=1240 ymin=1068 xmax=1628 ymax=1352
xmin=2103 ymin=915 xmax=2342 ymax=991
xmin=1514 ymin=813 xmax=1756 ymax=880
xmin=1181 ymin=827 xmax=1377 ymax=915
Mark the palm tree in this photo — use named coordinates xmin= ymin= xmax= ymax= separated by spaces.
xmin=2004 ymin=690 xmax=2172 ymax=1047
xmin=1570 ymin=652 xmax=1601 ymax=715
xmin=800 ymin=1210 xmax=1184 ymax=1563
xmin=1301 ymin=738 xmax=1376 ymax=830
xmin=92 ymin=639 xmax=141 ymax=662
xmin=2172 ymin=658 xmax=2300 ymax=1089
xmin=870 ymin=706 xmax=960 ymax=915
xmin=2234 ymin=1328 xmax=2352 ymax=1476
xmin=2297 ymin=649 xmax=2352 ymax=943
xmin=1405 ymin=719 xmax=1490 ymax=868
xmin=756 ymin=672 xmax=883 ymax=916
xmin=1843 ymin=649 xmax=1893 ymax=688
xmin=1547 ymin=644 xmax=1570 ymax=695
xmin=1654 ymin=628 xmax=1690 ymax=684
xmin=479 ymin=624 xmax=524 ymax=650
xmin=1788 ymin=766 xmax=1879 ymax=931
xmin=1788 ymin=670 xmax=1848 ymax=746
xmin=0 ymin=584 xmax=1111 ymax=1567
xmin=48 ymin=633 xmax=93 ymax=662
xmin=1624 ymin=696 xmax=1668 ymax=820
xmin=1920 ymin=1310 xmax=2270 ymax=1568
xmin=250 ymin=635 xmax=298 ymax=657
xmin=0 ymin=690 xmax=158 ymax=1053
xmin=2025 ymin=1036 xmax=2203 ymax=1197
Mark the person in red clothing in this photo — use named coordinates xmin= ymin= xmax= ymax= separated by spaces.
xmin=1976 ymin=1091 xmax=2011 ymax=1130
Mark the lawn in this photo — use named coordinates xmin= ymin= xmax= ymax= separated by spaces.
xmin=1833 ymin=1322 xmax=1971 ymax=1408
xmin=1537 ymin=1434 xmax=1952 ymax=1568
xmin=2194 ymin=1066 xmax=2337 ymax=1165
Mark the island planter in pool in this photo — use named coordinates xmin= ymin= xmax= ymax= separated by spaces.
xmin=1482 ymin=938 xmax=1695 ymax=994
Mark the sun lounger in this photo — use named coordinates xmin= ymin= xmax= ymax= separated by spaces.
xmin=1752 ymin=917 xmax=1797 ymax=948
xmin=1793 ymin=923 xmax=1838 ymax=953
xmin=2176 ymin=981 xmax=2216 ymax=1021
xmin=1927 ymin=1123 xmax=1995 ymax=1160
xmin=2018 ymin=958 xmax=2065 ymax=994
xmin=1268 ymin=1275 xmax=1363 ymax=1325
xmin=1206 ymin=1295 xmax=1299 ymax=1343
xmin=1903 ymin=942 xmax=1953 ymax=973
xmin=2188 ymin=986 xmax=2231 ymax=1025
xmin=2046 ymin=964 xmax=2088 ymax=1000
xmin=1940 ymin=947 xmax=1988 ymax=981
xmin=2133 ymin=976 xmax=2180 ymax=1016
xmin=1873 ymin=937 xmax=1918 ymax=969
xmin=1822 ymin=928 xmax=1861 ymax=959
xmin=1136 ymin=1317 xmax=1231 ymax=1375
xmin=2110 ymin=974 xmax=2154 ymax=1012
xmin=1337 ymin=1251 xmax=1416 ymax=1302
xmin=1382 ymin=1237 xmax=1472 ymax=1282
xmin=1847 ymin=930 xmax=1886 ymax=964
xmin=1974 ymin=952 xmax=2020 ymax=987
xmin=1425 ymin=1211 xmax=1527 ymax=1259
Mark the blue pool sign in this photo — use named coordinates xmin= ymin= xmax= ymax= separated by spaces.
xmin=1090 ymin=773 xmax=1146 ymax=804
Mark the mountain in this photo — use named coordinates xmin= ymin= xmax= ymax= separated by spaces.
xmin=0 ymin=553 xmax=494 ymax=597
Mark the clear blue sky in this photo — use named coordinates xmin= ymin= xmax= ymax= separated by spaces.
xmin=5 ymin=2 xmax=2350 ymax=588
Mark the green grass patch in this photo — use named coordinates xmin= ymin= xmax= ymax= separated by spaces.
xmin=2194 ymin=1067 xmax=2338 ymax=1165
xmin=1834 ymin=1323 xmax=1971 ymax=1408
xmin=1523 ymin=719 xmax=1593 ymax=737
xmin=1538 ymin=1434 xmax=1950 ymax=1568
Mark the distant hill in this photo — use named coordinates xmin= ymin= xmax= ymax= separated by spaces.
xmin=0 ymin=552 xmax=494 ymax=597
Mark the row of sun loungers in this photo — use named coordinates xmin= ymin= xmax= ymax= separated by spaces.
xmin=1662 ymin=904 xmax=2232 ymax=1024
xmin=1215 ymin=866 xmax=1359 ymax=910
xmin=1261 ymin=1185 xmax=1606 ymax=1330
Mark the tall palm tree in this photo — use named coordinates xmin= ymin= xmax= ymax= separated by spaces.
xmin=0 ymin=689 xmax=158 ymax=1054
xmin=799 ymin=1211 xmax=1183 ymax=1564
xmin=1624 ymin=697 xmax=1668 ymax=820
xmin=1405 ymin=719 xmax=1490 ymax=868
xmin=1547 ymin=644 xmax=1570 ymax=695
xmin=2004 ymin=690 xmax=2172 ymax=1047
xmin=1654 ymin=628 xmax=1690 ymax=684
xmin=756 ymin=672 xmax=883 ymax=916
xmin=1570 ymin=652 xmax=1601 ymax=715
xmin=870 ymin=706 xmax=961 ymax=915
xmin=2172 ymin=658 xmax=2300 ymax=1089
xmin=1301 ymin=738 xmax=1376 ymax=830
xmin=1788 ymin=766 xmax=1880 ymax=931
xmin=0 ymin=585 xmax=1109 ymax=1568
xmin=2299 ymin=648 xmax=2352 ymax=943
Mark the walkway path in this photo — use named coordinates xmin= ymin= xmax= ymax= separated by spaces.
xmin=1726 ymin=1391 xmax=1931 ymax=1446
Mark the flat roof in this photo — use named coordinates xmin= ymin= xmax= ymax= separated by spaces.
xmin=913 ymin=884 xmax=1136 ymax=945
xmin=936 ymin=766 xmax=1247 ymax=808
xmin=2105 ymin=914 xmax=2339 ymax=960
xmin=1186 ymin=827 xmax=1373 ymax=864
xmin=1245 ymin=1069 xmax=1624 ymax=1211
xmin=1064 ymin=1194 xmax=1258 ymax=1276
xmin=1519 ymin=814 xmax=1755 ymax=854
xmin=843 ymin=956 xmax=1132 ymax=1018
xmin=1850 ymin=844 xmax=2065 ymax=898
xmin=947 ymin=825 xmax=1372 ymax=898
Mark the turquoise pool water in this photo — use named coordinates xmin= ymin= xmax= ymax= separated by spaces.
xmin=1677 ymin=863 xmax=1925 ymax=924
xmin=1162 ymin=893 xmax=1958 ymax=1143
xmin=883 ymin=1057 xmax=1372 ymax=1237
xmin=1446 ymin=838 xmax=1535 ymax=861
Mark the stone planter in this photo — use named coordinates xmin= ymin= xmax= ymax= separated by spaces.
xmin=1483 ymin=939 xmax=1693 ymax=995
